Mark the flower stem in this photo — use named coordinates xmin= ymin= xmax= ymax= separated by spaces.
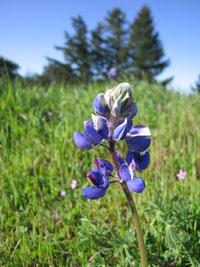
xmin=109 ymin=143 xmax=148 ymax=267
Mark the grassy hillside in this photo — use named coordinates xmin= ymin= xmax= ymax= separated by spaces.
xmin=0 ymin=79 xmax=200 ymax=266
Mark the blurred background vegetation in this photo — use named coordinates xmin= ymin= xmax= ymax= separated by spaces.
xmin=2 ymin=6 xmax=174 ymax=87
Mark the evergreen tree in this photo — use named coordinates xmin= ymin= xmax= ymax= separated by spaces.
xmin=0 ymin=57 xmax=20 ymax=80
xmin=56 ymin=15 xmax=91 ymax=82
xmin=192 ymin=75 xmax=200 ymax=94
xmin=90 ymin=23 xmax=108 ymax=79
xmin=103 ymin=8 xmax=129 ymax=73
xmin=129 ymin=6 xmax=169 ymax=82
xmin=39 ymin=58 xmax=74 ymax=85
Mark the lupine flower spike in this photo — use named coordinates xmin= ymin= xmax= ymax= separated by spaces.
xmin=73 ymin=83 xmax=151 ymax=266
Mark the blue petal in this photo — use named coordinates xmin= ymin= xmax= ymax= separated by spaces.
xmin=114 ymin=120 xmax=133 ymax=140
xmin=119 ymin=163 xmax=131 ymax=181
xmin=98 ymin=119 xmax=109 ymax=139
xmin=98 ymin=174 xmax=109 ymax=189
xmin=126 ymin=137 xmax=151 ymax=152
xmin=87 ymin=171 xmax=102 ymax=186
xmin=94 ymin=158 xmax=113 ymax=174
xmin=133 ymin=152 xmax=150 ymax=171
xmin=113 ymin=120 xmax=128 ymax=140
xmin=115 ymin=151 xmax=125 ymax=165
xmin=121 ymin=103 xmax=137 ymax=119
xmin=93 ymin=116 xmax=109 ymax=139
xmin=128 ymin=125 xmax=151 ymax=137
xmin=73 ymin=131 xmax=92 ymax=149
xmin=84 ymin=120 xmax=94 ymax=128
xmin=127 ymin=177 xmax=145 ymax=193
xmin=126 ymin=150 xmax=134 ymax=165
xmin=93 ymin=93 xmax=108 ymax=117
xmin=82 ymin=187 xmax=107 ymax=200
xmin=84 ymin=126 xmax=102 ymax=145
xmin=128 ymin=103 xmax=138 ymax=119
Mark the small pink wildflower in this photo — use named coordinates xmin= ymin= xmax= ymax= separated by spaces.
xmin=48 ymin=111 xmax=53 ymax=117
xmin=71 ymin=179 xmax=77 ymax=190
xmin=157 ymin=104 xmax=161 ymax=110
xmin=60 ymin=191 xmax=66 ymax=197
xmin=177 ymin=170 xmax=186 ymax=180
xmin=52 ymin=213 xmax=59 ymax=219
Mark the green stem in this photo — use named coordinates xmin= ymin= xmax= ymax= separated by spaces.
xmin=109 ymin=143 xmax=148 ymax=267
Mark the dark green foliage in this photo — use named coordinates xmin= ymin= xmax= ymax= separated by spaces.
xmin=39 ymin=58 xmax=74 ymax=86
xmin=56 ymin=15 xmax=92 ymax=83
xmin=192 ymin=74 xmax=200 ymax=94
xmin=41 ymin=7 xmax=169 ymax=85
xmin=103 ymin=8 xmax=129 ymax=72
xmin=0 ymin=57 xmax=20 ymax=80
xmin=129 ymin=6 xmax=169 ymax=82
xmin=91 ymin=23 xmax=108 ymax=79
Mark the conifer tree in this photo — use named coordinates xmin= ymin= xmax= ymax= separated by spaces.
xmin=103 ymin=8 xmax=129 ymax=73
xmin=0 ymin=57 xmax=20 ymax=80
xmin=192 ymin=75 xmax=200 ymax=94
xmin=91 ymin=23 xmax=108 ymax=79
xmin=129 ymin=6 xmax=169 ymax=81
xmin=39 ymin=58 xmax=74 ymax=85
xmin=56 ymin=15 xmax=91 ymax=82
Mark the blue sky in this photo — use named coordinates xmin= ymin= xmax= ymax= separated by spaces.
xmin=1 ymin=0 xmax=200 ymax=91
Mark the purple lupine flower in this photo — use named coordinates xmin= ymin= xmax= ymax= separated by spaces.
xmin=125 ymin=125 xmax=151 ymax=152
xmin=82 ymin=159 xmax=113 ymax=200
xmin=116 ymin=151 xmax=148 ymax=193
xmin=71 ymin=179 xmax=77 ymax=190
xmin=177 ymin=170 xmax=186 ymax=180
xmin=107 ymin=68 xmax=117 ymax=78
xmin=52 ymin=213 xmax=59 ymax=219
xmin=60 ymin=191 xmax=66 ymax=197
xmin=157 ymin=104 xmax=161 ymax=110
xmin=74 ymin=116 xmax=109 ymax=149
xmin=74 ymin=82 xmax=151 ymax=199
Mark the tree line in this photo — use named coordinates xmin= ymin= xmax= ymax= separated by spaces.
xmin=3 ymin=5 xmax=199 ymax=92
xmin=43 ymin=6 xmax=170 ymax=85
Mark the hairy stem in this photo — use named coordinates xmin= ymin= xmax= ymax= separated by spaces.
xmin=109 ymin=143 xmax=148 ymax=267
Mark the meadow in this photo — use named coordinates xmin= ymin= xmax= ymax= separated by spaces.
xmin=0 ymin=78 xmax=200 ymax=266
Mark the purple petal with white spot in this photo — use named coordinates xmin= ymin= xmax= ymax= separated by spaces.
xmin=113 ymin=119 xmax=133 ymax=140
xmin=73 ymin=131 xmax=92 ymax=149
xmin=126 ymin=137 xmax=151 ymax=152
xmin=82 ymin=187 xmax=107 ymax=200
xmin=98 ymin=174 xmax=109 ymax=189
xmin=119 ymin=163 xmax=131 ymax=181
xmin=127 ymin=177 xmax=145 ymax=193
xmin=84 ymin=126 xmax=102 ymax=145
xmin=128 ymin=125 xmax=151 ymax=137
xmin=93 ymin=93 xmax=108 ymax=117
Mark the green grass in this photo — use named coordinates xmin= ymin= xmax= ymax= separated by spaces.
xmin=0 ymin=78 xmax=200 ymax=266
